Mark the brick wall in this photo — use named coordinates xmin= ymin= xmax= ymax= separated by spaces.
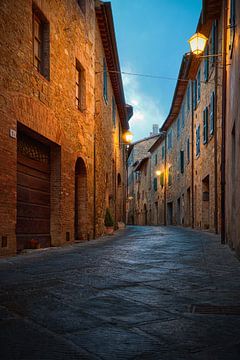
xmin=0 ymin=0 xmax=128 ymax=255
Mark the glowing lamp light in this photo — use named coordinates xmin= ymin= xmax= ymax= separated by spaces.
xmin=155 ymin=170 xmax=161 ymax=176
xmin=188 ymin=32 xmax=208 ymax=55
xmin=122 ymin=131 xmax=133 ymax=144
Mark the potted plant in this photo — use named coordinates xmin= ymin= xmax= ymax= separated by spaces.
xmin=104 ymin=208 xmax=114 ymax=235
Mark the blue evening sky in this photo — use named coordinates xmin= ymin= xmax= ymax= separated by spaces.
xmin=110 ymin=0 xmax=202 ymax=140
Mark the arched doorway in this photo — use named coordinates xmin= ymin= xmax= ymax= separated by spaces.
xmin=74 ymin=158 xmax=87 ymax=240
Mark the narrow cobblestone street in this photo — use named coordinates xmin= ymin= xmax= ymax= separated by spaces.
xmin=1 ymin=226 xmax=240 ymax=359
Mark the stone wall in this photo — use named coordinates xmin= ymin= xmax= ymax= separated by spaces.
xmin=0 ymin=0 xmax=128 ymax=255
xmin=225 ymin=0 xmax=240 ymax=252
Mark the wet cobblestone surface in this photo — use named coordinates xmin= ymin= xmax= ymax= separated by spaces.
xmin=1 ymin=226 xmax=240 ymax=359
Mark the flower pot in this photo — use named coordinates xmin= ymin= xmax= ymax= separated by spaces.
xmin=105 ymin=226 xmax=114 ymax=235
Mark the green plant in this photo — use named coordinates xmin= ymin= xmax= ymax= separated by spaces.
xmin=104 ymin=208 xmax=114 ymax=227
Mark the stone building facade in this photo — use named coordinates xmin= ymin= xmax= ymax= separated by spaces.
xmin=134 ymin=157 xmax=151 ymax=225
xmin=127 ymin=134 xmax=159 ymax=225
xmin=0 ymin=0 xmax=132 ymax=256
xmin=149 ymin=136 xmax=165 ymax=225
xmin=131 ymin=2 xmax=223 ymax=235
xmin=224 ymin=0 xmax=240 ymax=252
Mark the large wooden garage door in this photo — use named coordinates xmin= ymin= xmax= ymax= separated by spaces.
xmin=17 ymin=132 xmax=51 ymax=251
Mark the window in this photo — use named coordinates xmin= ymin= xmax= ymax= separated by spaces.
xmin=180 ymin=150 xmax=184 ymax=174
xmin=177 ymin=117 xmax=180 ymax=138
xmin=204 ymin=46 xmax=209 ymax=82
xmin=197 ymin=70 xmax=201 ymax=102
xmin=187 ymin=138 xmax=190 ymax=163
xmin=103 ymin=58 xmax=108 ymax=102
xmin=168 ymin=166 xmax=173 ymax=186
xmin=196 ymin=125 xmax=200 ymax=156
xmin=75 ymin=60 xmax=85 ymax=111
xmin=210 ymin=21 xmax=216 ymax=65
xmin=193 ymin=79 xmax=197 ymax=110
xmin=153 ymin=177 xmax=158 ymax=192
xmin=155 ymin=154 xmax=157 ymax=166
xmin=187 ymin=84 xmax=191 ymax=112
xmin=210 ymin=92 xmax=215 ymax=135
xmin=77 ymin=0 xmax=86 ymax=14
xmin=112 ymin=97 xmax=116 ymax=127
xmin=160 ymin=173 xmax=164 ymax=187
xmin=203 ymin=107 xmax=209 ymax=144
xmin=182 ymin=103 xmax=185 ymax=128
xmin=229 ymin=0 xmax=236 ymax=57
xmin=162 ymin=145 xmax=165 ymax=160
xmin=167 ymin=130 xmax=173 ymax=150
xmin=33 ymin=6 xmax=50 ymax=80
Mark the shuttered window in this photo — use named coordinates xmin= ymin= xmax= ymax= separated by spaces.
xmin=187 ymin=138 xmax=190 ymax=163
xmin=193 ymin=80 xmax=197 ymax=110
xmin=210 ymin=92 xmax=215 ymax=135
xmin=33 ymin=7 xmax=50 ymax=80
xmin=230 ymin=0 xmax=236 ymax=57
xmin=103 ymin=58 xmax=108 ymax=102
xmin=197 ymin=70 xmax=201 ymax=102
xmin=210 ymin=21 xmax=216 ymax=64
xmin=180 ymin=150 xmax=184 ymax=174
xmin=203 ymin=107 xmax=209 ymax=144
xmin=167 ymin=130 xmax=173 ymax=150
xmin=162 ymin=145 xmax=165 ymax=159
xmin=182 ymin=103 xmax=185 ymax=128
xmin=153 ymin=177 xmax=158 ymax=192
xmin=196 ymin=125 xmax=200 ymax=156
xmin=204 ymin=46 xmax=209 ymax=82
xmin=160 ymin=173 xmax=164 ymax=187
xmin=112 ymin=97 xmax=116 ymax=126
xmin=187 ymin=84 xmax=191 ymax=112
xmin=177 ymin=117 xmax=180 ymax=138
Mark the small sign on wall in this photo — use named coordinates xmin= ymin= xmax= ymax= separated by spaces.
xmin=9 ymin=129 xmax=16 ymax=139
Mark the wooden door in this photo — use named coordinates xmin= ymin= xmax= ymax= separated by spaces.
xmin=17 ymin=133 xmax=51 ymax=251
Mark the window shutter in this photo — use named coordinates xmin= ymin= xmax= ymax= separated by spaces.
xmin=103 ymin=58 xmax=108 ymax=101
xmin=182 ymin=104 xmax=185 ymax=128
xmin=196 ymin=125 xmax=200 ymax=156
xmin=162 ymin=146 xmax=165 ymax=160
xmin=193 ymin=80 xmax=197 ymax=110
xmin=187 ymin=84 xmax=191 ymax=111
xmin=203 ymin=108 xmax=208 ymax=144
xmin=211 ymin=22 xmax=216 ymax=64
xmin=197 ymin=70 xmax=201 ymax=102
xmin=168 ymin=167 xmax=172 ymax=186
xmin=204 ymin=46 xmax=209 ymax=81
xmin=177 ymin=117 xmax=180 ymax=138
xmin=187 ymin=138 xmax=190 ymax=163
xmin=230 ymin=0 xmax=235 ymax=57
xmin=180 ymin=150 xmax=184 ymax=174
xmin=210 ymin=92 xmax=215 ymax=135
xmin=160 ymin=173 xmax=164 ymax=187
xmin=153 ymin=177 xmax=158 ymax=191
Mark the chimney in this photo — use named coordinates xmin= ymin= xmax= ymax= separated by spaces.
xmin=151 ymin=124 xmax=159 ymax=135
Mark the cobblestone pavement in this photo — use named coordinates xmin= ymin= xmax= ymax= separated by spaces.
xmin=1 ymin=226 xmax=240 ymax=359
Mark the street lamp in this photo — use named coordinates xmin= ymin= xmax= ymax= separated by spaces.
xmin=155 ymin=170 xmax=161 ymax=176
xmin=122 ymin=130 xmax=133 ymax=144
xmin=188 ymin=32 xmax=208 ymax=55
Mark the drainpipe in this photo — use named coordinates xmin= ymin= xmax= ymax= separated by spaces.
xmin=221 ymin=0 xmax=227 ymax=244
xmin=214 ymin=20 xmax=219 ymax=234
xmin=191 ymin=79 xmax=195 ymax=228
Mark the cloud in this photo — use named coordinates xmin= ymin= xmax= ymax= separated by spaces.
xmin=122 ymin=64 xmax=165 ymax=141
